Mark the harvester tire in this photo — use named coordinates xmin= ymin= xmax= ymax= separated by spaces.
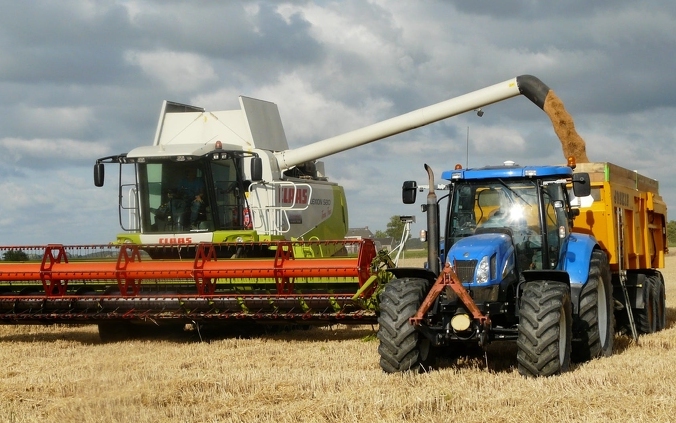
xmin=650 ymin=273 xmax=666 ymax=331
xmin=517 ymin=281 xmax=572 ymax=377
xmin=377 ymin=278 xmax=434 ymax=373
xmin=98 ymin=322 xmax=133 ymax=343
xmin=634 ymin=274 xmax=657 ymax=334
xmin=572 ymin=249 xmax=614 ymax=362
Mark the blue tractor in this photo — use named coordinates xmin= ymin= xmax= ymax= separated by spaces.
xmin=377 ymin=161 xmax=615 ymax=377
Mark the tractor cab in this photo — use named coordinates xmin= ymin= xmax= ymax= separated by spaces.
xmin=446 ymin=177 xmax=571 ymax=274
xmin=442 ymin=164 xmax=580 ymax=285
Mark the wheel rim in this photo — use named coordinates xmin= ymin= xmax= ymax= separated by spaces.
xmin=597 ymin=279 xmax=609 ymax=344
xmin=559 ymin=306 xmax=567 ymax=366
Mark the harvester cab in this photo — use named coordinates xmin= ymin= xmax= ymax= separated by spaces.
xmin=94 ymin=98 xmax=349 ymax=257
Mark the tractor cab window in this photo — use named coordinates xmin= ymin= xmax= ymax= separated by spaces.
xmin=448 ymin=179 xmax=543 ymax=269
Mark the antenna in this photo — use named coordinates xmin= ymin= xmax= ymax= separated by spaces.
xmin=466 ymin=126 xmax=469 ymax=168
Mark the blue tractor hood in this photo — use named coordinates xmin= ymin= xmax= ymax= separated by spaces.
xmin=446 ymin=232 xmax=516 ymax=287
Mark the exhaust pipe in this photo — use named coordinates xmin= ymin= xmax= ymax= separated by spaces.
xmin=424 ymin=164 xmax=440 ymax=275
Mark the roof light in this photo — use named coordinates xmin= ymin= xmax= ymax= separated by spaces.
xmin=451 ymin=172 xmax=462 ymax=180
xmin=525 ymin=169 xmax=537 ymax=177
xmin=215 ymin=140 xmax=223 ymax=150
xmin=567 ymin=156 xmax=576 ymax=169
xmin=454 ymin=163 xmax=463 ymax=170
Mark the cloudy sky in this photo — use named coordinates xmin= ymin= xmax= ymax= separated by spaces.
xmin=0 ymin=0 xmax=674 ymax=245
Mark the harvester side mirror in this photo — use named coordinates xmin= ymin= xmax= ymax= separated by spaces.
xmin=402 ymin=181 xmax=417 ymax=204
xmin=572 ymin=172 xmax=591 ymax=197
xmin=94 ymin=163 xmax=105 ymax=187
xmin=250 ymin=157 xmax=263 ymax=181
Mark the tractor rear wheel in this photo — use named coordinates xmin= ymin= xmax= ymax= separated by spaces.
xmin=377 ymin=278 xmax=434 ymax=373
xmin=517 ymin=281 xmax=572 ymax=377
xmin=572 ymin=249 xmax=614 ymax=362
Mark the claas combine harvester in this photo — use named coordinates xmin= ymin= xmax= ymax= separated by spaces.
xmin=0 ymin=75 xmax=667 ymax=376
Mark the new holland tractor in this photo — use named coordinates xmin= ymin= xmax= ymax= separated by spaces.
xmin=0 ymin=75 xmax=666 ymax=375
xmin=377 ymin=159 xmax=666 ymax=377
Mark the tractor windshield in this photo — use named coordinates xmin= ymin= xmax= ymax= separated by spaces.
xmin=136 ymin=156 xmax=249 ymax=233
xmin=447 ymin=179 xmax=544 ymax=268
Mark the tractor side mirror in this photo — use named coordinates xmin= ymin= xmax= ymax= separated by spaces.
xmin=250 ymin=157 xmax=263 ymax=181
xmin=402 ymin=181 xmax=417 ymax=204
xmin=572 ymin=172 xmax=591 ymax=197
xmin=94 ymin=163 xmax=105 ymax=187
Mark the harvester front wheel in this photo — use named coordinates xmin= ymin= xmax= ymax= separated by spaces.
xmin=572 ymin=249 xmax=614 ymax=362
xmin=377 ymin=278 xmax=434 ymax=373
xmin=98 ymin=322 xmax=133 ymax=343
xmin=517 ymin=281 xmax=572 ymax=377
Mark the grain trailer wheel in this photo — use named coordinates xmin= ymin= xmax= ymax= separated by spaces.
xmin=634 ymin=274 xmax=657 ymax=334
xmin=377 ymin=278 xmax=434 ymax=373
xmin=517 ymin=281 xmax=572 ymax=377
xmin=649 ymin=273 xmax=666 ymax=331
xmin=572 ymin=249 xmax=614 ymax=362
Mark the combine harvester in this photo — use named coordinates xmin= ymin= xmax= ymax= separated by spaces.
xmin=0 ymin=76 xmax=667 ymax=376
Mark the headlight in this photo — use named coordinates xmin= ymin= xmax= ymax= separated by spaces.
xmin=477 ymin=255 xmax=490 ymax=284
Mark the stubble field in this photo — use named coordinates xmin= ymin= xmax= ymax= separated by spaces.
xmin=1 ymin=256 xmax=676 ymax=422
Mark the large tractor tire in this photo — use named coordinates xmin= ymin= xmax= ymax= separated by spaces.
xmin=377 ymin=278 xmax=434 ymax=373
xmin=634 ymin=274 xmax=657 ymax=334
xmin=572 ymin=249 xmax=614 ymax=362
xmin=649 ymin=273 xmax=666 ymax=331
xmin=517 ymin=281 xmax=572 ymax=377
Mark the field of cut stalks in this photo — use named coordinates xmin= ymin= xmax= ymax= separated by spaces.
xmin=1 ymin=256 xmax=676 ymax=423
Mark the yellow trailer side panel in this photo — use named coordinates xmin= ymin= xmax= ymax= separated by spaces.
xmin=572 ymin=162 xmax=666 ymax=271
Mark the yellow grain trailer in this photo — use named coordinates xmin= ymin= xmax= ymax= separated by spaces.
xmin=573 ymin=162 xmax=667 ymax=336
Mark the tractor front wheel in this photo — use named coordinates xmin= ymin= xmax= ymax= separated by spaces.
xmin=377 ymin=278 xmax=434 ymax=373
xmin=517 ymin=281 xmax=572 ymax=377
